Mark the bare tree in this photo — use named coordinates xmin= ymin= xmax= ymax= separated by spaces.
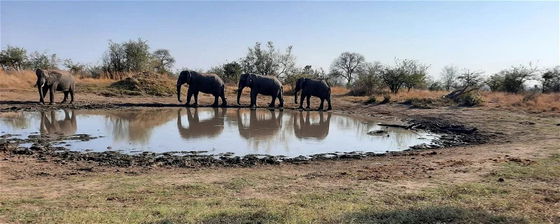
xmin=330 ymin=52 xmax=366 ymax=85
xmin=440 ymin=65 xmax=458 ymax=91
xmin=152 ymin=49 xmax=175 ymax=74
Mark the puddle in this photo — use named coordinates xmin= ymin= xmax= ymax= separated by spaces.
xmin=0 ymin=108 xmax=439 ymax=157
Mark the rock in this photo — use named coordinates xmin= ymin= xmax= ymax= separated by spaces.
xmin=367 ymin=130 xmax=388 ymax=136
xmin=498 ymin=177 xmax=504 ymax=182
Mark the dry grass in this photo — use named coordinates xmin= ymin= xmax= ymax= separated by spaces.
xmin=0 ymin=70 xmax=37 ymax=89
xmin=482 ymin=91 xmax=560 ymax=113
xmin=0 ymin=70 xmax=114 ymax=90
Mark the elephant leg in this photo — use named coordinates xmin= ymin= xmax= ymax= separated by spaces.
xmin=193 ymin=91 xmax=199 ymax=107
xmin=40 ymin=86 xmax=49 ymax=104
xmin=269 ymin=94 xmax=276 ymax=108
xmin=318 ymin=98 xmax=325 ymax=111
xmin=186 ymin=89 xmax=193 ymax=106
xmin=299 ymin=94 xmax=305 ymax=109
xmin=49 ymin=86 xmax=55 ymax=105
xmin=220 ymin=89 xmax=227 ymax=107
xmin=70 ymin=89 xmax=74 ymax=104
xmin=278 ymin=91 xmax=284 ymax=108
xmin=327 ymin=96 xmax=332 ymax=110
xmin=61 ymin=92 xmax=68 ymax=103
xmin=306 ymin=96 xmax=311 ymax=109
xmin=212 ymin=95 xmax=219 ymax=107
xmin=250 ymin=90 xmax=257 ymax=108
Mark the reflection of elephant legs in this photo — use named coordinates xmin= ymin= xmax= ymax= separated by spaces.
xmin=306 ymin=96 xmax=311 ymax=109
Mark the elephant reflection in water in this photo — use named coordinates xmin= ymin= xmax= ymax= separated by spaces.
xmin=40 ymin=109 xmax=77 ymax=136
xmin=235 ymin=109 xmax=283 ymax=139
xmin=177 ymin=108 xmax=227 ymax=139
xmin=293 ymin=111 xmax=331 ymax=140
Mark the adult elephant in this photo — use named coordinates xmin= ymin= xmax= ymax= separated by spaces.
xmin=177 ymin=70 xmax=227 ymax=107
xmin=237 ymin=73 xmax=284 ymax=108
xmin=35 ymin=69 xmax=76 ymax=104
xmin=294 ymin=78 xmax=332 ymax=110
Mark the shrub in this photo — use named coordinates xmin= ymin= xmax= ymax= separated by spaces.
xmin=457 ymin=92 xmax=483 ymax=106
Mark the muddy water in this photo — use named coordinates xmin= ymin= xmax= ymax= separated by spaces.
xmin=0 ymin=108 xmax=438 ymax=157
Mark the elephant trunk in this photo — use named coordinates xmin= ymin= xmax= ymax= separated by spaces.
xmin=237 ymin=84 xmax=244 ymax=105
xmin=176 ymin=85 xmax=182 ymax=102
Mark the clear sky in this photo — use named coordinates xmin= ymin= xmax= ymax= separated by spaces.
xmin=1 ymin=1 xmax=558 ymax=78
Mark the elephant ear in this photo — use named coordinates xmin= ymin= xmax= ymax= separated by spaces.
xmin=35 ymin=69 xmax=45 ymax=78
xmin=247 ymin=74 xmax=254 ymax=85
xmin=301 ymin=78 xmax=308 ymax=88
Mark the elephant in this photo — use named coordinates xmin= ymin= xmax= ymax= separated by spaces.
xmin=35 ymin=69 xmax=76 ymax=104
xmin=293 ymin=111 xmax=331 ymax=140
xmin=177 ymin=70 xmax=227 ymax=107
xmin=237 ymin=73 xmax=284 ymax=108
xmin=177 ymin=108 xmax=226 ymax=139
xmin=294 ymin=78 xmax=332 ymax=110
xmin=39 ymin=109 xmax=77 ymax=136
xmin=234 ymin=108 xmax=283 ymax=140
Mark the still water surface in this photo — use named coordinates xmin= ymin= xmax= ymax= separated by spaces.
xmin=0 ymin=108 xmax=438 ymax=157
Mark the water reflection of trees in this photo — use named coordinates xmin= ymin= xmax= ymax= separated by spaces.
xmin=40 ymin=109 xmax=77 ymax=136
xmin=0 ymin=112 xmax=30 ymax=129
xmin=293 ymin=111 xmax=331 ymax=140
xmin=97 ymin=109 xmax=177 ymax=143
xmin=177 ymin=108 xmax=226 ymax=139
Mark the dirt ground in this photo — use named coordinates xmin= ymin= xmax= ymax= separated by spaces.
xmin=1 ymin=87 xmax=559 ymax=223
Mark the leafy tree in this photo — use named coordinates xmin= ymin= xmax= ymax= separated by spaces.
xmin=499 ymin=64 xmax=538 ymax=93
xmin=223 ymin=62 xmax=242 ymax=83
xmin=64 ymin=59 xmax=86 ymax=75
xmin=102 ymin=40 xmax=127 ymax=78
xmin=0 ymin=46 xmax=28 ymax=71
xmin=28 ymin=51 xmax=59 ymax=70
xmin=440 ymin=65 xmax=459 ymax=91
xmin=330 ymin=52 xmax=366 ymax=85
xmin=102 ymin=38 xmax=155 ymax=79
xmin=381 ymin=59 xmax=428 ymax=94
xmin=486 ymin=73 xmax=505 ymax=92
xmin=349 ymin=62 xmax=384 ymax=96
xmin=152 ymin=49 xmax=175 ymax=74
xmin=122 ymin=38 xmax=152 ymax=72
xmin=542 ymin=66 xmax=560 ymax=93
xmin=456 ymin=70 xmax=484 ymax=89
xmin=239 ymin=41 xmax=296 ymax=78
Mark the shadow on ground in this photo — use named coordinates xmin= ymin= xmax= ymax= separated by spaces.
xmin=145 ymin=206 xmax=527 ymax=224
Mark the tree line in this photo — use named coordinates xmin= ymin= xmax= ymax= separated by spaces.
xmin=1 ymin=39 xmax=559 ymax=93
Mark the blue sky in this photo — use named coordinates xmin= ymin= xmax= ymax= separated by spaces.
xmin=1 ymin=1 xmax=558 ymax=78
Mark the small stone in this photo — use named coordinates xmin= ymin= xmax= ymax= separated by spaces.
xmin=498 ymin=177 xmax=504 ymax=182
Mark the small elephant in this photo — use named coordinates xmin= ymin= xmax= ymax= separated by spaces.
xmin=237 ymin=73 xmax=284 ymax=108
xmin=35 ymin=69 xmax=76 ymax=104
xmin=294 ymin=78 xmax=332 ymax=110
xmin=177 ymin=70 xmax=227 ymax=107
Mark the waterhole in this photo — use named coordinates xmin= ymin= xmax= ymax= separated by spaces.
xmin=0 ymin=108 xmax=439 ymax=157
